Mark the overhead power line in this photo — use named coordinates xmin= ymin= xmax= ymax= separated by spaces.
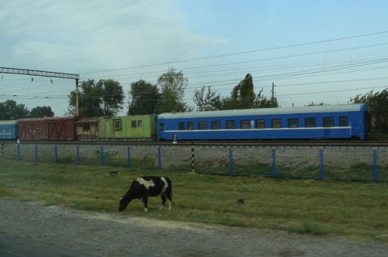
xmin=81 ymin=30 xmax=388 ymax=75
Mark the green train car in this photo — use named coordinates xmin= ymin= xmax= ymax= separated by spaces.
xmin=76 ymin=115 xmax=157 ymax=140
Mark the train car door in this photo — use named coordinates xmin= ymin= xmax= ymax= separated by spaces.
xmin=137 ymin=120 xmax=143 ymax=138
xmin=158 ymin=122 xmax=165 ymax=140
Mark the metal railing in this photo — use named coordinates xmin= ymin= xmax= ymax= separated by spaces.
xmin=1 ymin=142 xmax=386 ymax=182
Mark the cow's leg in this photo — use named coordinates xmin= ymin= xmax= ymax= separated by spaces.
xmin=142 ymin=196 xmax=148 ymax=213
xmin=166 ymin=192 xmax=172 ymax=211
xmin=159 ymin=195 xmax=167 ymax=211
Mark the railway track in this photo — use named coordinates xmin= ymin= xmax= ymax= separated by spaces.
xmin=4 ymin=140 xmax=388 ymax=147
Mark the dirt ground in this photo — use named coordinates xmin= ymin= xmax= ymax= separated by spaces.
xmin=0 ymin=198 xmax=387 ymax=257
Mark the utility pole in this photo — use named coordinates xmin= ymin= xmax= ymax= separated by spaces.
xmin=271 ymin=82 xmax=276 ymax=99
xmin=75 ymin=78 xmax=79 ymax=116
xmin=0 ymin=67 xmax=80 ymax=115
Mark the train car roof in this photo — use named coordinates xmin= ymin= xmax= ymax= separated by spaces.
xmin=76 ymin=117 xmax=99 ymax=123
xmin=99 ymin=114 xmax=156 ymax=119
xmin=18 ymin=116 xmax=84 ymax=122
xmin=0 ymin=120 xmax=18 ymax=125
xmin=158 ymin=104 xmax=367 ymax=120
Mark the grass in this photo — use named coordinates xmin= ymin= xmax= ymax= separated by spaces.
xmin=0 ymin=160 xmax=387 ymax=243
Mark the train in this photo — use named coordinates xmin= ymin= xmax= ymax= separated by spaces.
xmin=0 ymin=120 xmax=19 ymax=140
xmin=0 ymin=104 xmax=370 ymax=142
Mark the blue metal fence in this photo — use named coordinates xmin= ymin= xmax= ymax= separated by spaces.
xmin=4 ymin=143 xmax=387 ymax=182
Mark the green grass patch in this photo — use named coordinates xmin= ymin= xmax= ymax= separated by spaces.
xmin=290 ymin=222 xmax=329 ymax=235
xmin=0 ymin=160 xmax=387 ymax=243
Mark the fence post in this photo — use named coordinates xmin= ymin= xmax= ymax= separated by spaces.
xmin=76 ymin=145 xmax=80 ymax=165
xmin=319 ymin=148 xmax=324 ymax=180
xmin=373 ymin=148 xmax=379 ymax=183
xmin=229 ymin=147 xmax=234 ymax=176
xmin=54 ymin=144 xmax=58 ymax=164
xmin=17 ymin=141 xmax=20 ymax=161
xmin=34 ymin=144 xmax=38 ymax=163
xmin=127 ymin=146 xmax=131 ymax=169
xmin=271 ymin=148 xmax=276 ymax=178
xmin=191 ymin=143 xmax=195 ymax=174
xmin=157 ymin=146 xmax=162 ymax=171
xmin=1 ymin=141 xmax=3 ymax=159
xmin=100 ymin=145 xmax=104 ymax=166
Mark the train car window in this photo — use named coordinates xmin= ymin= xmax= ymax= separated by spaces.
xmin=255 ymin=119 xmax=265 ymax=129
xmin=212 ymin=121 xmax=220 ymax=129
xmin=159 ymin=123 xmax=165 ymax=130
xmin=131 ymin=120 xmax=137 ymax=128
xmin=241 ymin=120 xmax=250 ymax=129
xmin=305 ymin=117 xmax=316 ymax=127
xmin=138 ymin=120 xmax=142 ymax=128
xmin=339 ymin=116 xmax=348 ymax=126
xmin=198 ymin=121 xmax=206 ymax=130
xmin=323 ymin=117 xmax=334 ymax=127
xmin=226 ymin=120 xmax=235 ymax=129
xmin=187 ymin=122 xmax=194 ymax=130
xmin=178 ymin=122 xmax=185 ymax=130
xmin=271 ymin=119 xmax=281 ymax=128
xmin=113 ymin=119 xmax=122 ymax=131
xmin=288 ymin=118 xmax=298 ymax=128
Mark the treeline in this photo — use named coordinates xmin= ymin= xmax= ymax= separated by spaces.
xmin=0 ymin=100 xmax=54 ymax=120
xmin=66 ymin=68 xmax=278 ymax=117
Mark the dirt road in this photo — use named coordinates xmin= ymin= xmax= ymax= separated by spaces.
xmin=0 ymin=199 xmax=387 ymax=257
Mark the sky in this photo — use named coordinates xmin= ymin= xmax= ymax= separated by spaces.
xmin=1 ymin=0 xmax=388 ymax=116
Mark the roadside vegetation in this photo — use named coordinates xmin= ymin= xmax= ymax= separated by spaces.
xmin=0 ymin=160 xmax=387 ymax=243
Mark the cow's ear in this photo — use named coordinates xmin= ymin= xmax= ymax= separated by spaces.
xmin=119 ymin=197 xmax=123 ymax=200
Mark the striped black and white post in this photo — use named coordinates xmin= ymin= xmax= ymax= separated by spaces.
xmin=191 ymin=142 xmax=195 ymax=174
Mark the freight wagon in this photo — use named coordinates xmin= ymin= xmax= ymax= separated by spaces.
xmin=18 ymin=116 xmax=83 ymax=141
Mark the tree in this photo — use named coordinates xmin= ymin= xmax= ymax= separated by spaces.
xmin=219 ymin=74 xmax=278 ymax=110
xmin=68 ymin=79 xmax=100 ymax=116
xmin=220 ymin=73 xmax=257 ymax=110
xmin=351 ymin=89 xmax=388 ymax=135
xmin=306 ymin=102 xmax=326 ymax=106
xmin=0 ymin=100 xmax=29 ymax=119
xmin=128 ymin=80 xmax=160 ymax=115
xmin=156 ymin=68 xmax=191 ymax=113
xmin=29 ymin=106 xmax=55 ymax=118
xmin=68 ymin=79 xmax=124 ymax=117
xmin=193 ymin=86 xmax=221 ymax=111
xmin=231 ymin=73 xmax=256 ymax=109
xmin=0 ymin=102 xmax=8 ymax=120
xmin=219 ymin=96 xmax=237 ymax=110
xmin=253 ymin=89 xmax=279 ymax=108
xmin=98 ymin=79 xmax=125 ymax=116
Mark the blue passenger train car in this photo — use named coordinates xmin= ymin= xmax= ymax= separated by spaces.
xmin=0 ymin=120 xmax=19 ymax=140
xmin=157 ymin=104 xmax=369 ymax=141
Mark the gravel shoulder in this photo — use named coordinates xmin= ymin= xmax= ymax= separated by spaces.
xmin=0 ymin=198 xmax=387 ymax=257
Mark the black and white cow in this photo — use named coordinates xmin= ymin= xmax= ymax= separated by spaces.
xmin=119 ymin=176 xmax=172 ymax=213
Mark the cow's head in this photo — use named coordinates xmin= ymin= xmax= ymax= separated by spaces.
xmin=119 ymin=196 xmax=129 ymax=212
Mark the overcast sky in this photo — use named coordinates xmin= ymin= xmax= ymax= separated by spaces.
xmin=1 ymin=0 xmax=388 ymax=116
